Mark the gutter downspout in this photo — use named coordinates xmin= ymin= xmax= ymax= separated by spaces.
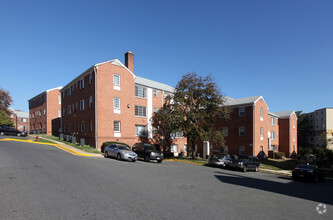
xmin=46 ymin=92 xmax=48 ymax=135
xmin=252 ymin=104 xmax=255 ymax=156
xmin=94 ymin=66 xmax=98 ymax=149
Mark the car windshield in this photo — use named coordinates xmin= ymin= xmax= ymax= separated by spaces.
xmin=145 ymin=145 xmax=156 ymax=151
xmin=118 ymin=145 xmax=130 ymax=151
xmin=297 ymin=164 xmax=316 ymax=169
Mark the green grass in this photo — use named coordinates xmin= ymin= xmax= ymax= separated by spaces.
xmin=31 ymin=134 xmax=102 ymax=154
xmin=34 ymin=138 xmax=57 ymax=144
xmin=261 ymin=158 xmax=300 ymax=170
xmin=168 ymin=157 xmax=209 ymax=165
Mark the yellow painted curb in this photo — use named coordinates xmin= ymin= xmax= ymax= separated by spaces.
xmin=164 ymin=159 xmax=205 ymax=166
xmin=0 ymin=138 xmax=91 ymax=157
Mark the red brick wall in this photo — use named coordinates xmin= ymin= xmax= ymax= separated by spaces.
xmin=29 ymin=93 xmax=47 ymax=133
xmin=278 ymin=113 xmax=297 ymax=157
xmin=47 ymin=89 xmax=61 ymax=135
xmin=253 ymin=99 xmax=269 ymax=156
xmin=268 ymin=115 xmax=279 ymax=150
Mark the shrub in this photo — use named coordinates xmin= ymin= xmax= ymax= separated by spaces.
xmin=273 ymin=151 xmax=285 ymax=159
xmin=101 ymin=141 xmax=131 ymax=153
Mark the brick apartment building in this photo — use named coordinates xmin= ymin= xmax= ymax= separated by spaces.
xmin=28 ymin=86 xmax=62 ymax=134
xmin=8 ymin=107 xmax=29 ymax=132
xmin=60 ymin=52 xmax=187 ymax=152
xmin=195 ymin=96 xmax=297 ymax=158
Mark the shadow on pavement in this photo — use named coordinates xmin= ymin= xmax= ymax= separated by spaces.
xmin=214 ymin=171 xmax=333 ymax=205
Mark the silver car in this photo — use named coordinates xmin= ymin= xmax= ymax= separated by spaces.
xmin=104 ymin=144 xmax=138 ymax=162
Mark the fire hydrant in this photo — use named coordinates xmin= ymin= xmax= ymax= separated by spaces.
xmin=36 ymin=136 xmax=38 ymax=141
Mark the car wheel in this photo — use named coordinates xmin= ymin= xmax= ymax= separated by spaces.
xmin=242 ymin=166 xmax=247 ymax=172
xmin=157 ymin=160 xmax=162 ymax=163
xmin=145 ymin=155 xmax=150 ymax=162
xmin=104 ymin=151 xmax=109 ymax=158
xmin=132 ymin=160 xmax=136 ymax=162
xmin=17 ymin=133 xmax=21 ymax=137
xmin=254 ymin=166 xmax=258 ymax=172
xmin=117 ymin=154 xmax=122 ymax=160
xmin=0 ymin=132 xmax=4 ymax=136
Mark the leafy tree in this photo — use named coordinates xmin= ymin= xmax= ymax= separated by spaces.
xmin=0 ymin=87 xmax=13 ymax=115
xmin=0 ymin=110 xmax=14 ymax=127
xmin=296 ymin=111 xmax=311 ymax=149
xmin=152 ymin=73 xmax=229 ymax=158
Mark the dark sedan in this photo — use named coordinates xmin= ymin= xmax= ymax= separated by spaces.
xmin=0 ymin=126 xmax=27 ymax=137
xmin=292 ymin=164 xmax=325 ymax=183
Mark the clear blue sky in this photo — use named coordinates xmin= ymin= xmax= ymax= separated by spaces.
xmin=1 ymin=0 xmax=332 ymax=113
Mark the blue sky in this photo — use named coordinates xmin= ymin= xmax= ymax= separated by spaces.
xmin=1 ymin=0 xmax=332 ymax=113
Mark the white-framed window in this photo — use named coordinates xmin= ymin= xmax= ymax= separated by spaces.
xmin=67 ymin=105 xmax=71 ymax=115
xmin=90 ymin=120 xmax=93 ymax=132
xmin=239 ymin=126 xmax=245 ymax=136
xmin=153 ymin=89 xmax=158 ymax=97
xmin=75 ymin=102 xmax=78 ymax=111
xmin=89 ymin=96 xmax=93 ymax=108
xmin=271 ymin=117 xmax=275 ymax=125
xmin=80 ymin=78 xmax=85 ymax=89
xmin=260 ymin=108 xmax=263 ymax=121
xmin=135 ymin=85 xmax=146 ymax=98
xmin=219 ymin=127 xmax=228 ymax=136
xmin=239 ymin=146 xmax=245 ymax=155
xmin=44 ymin=109 xmax=46 ymax=115
xmin=114 ymin=97 xmax=120 ymax=109
xmin=33 ymin=112 xmax=35 ymax=118
xmin=239 ymin=107 xmax=245 ymax=117
xmin=89 ymin=73 xmax=93 ymax=84
xmin=175 ymin=131 xmax=183 ymax=138
xmin=20 ymin=118 xmax=26 ymax=122
xmin=114 ymin=121 xmax=120 ymax=132
xmin=80 ymin=99 xmax=85 ymax=111
xmin=171 ymin=144 xmax=178 ymax=153
xmin=114 ymin=74 xmax=120 ymax=86
xmin=135 ymin=105 xmax=147 ymax=117
xmin=153 ymin=108 xmax=159 ymax=113
xmin=293 ymin=119 xmax=295 ymax=128
xmin=59 ymin=95 xmax=61 ymax=104
xmin=272 ymin=131 xmax=275 ymax=140
xmin=80 ymin=121 xmax=85 ymax=132
xmin=67 ymin=88 xmax=71 ymax=96
xmin=59 ymin=109 xmax=61 ymax=117
xmin=39 ymin=110 xmax=42 ymax=116
xmin=135 ymin=125 xmax=147 ymax=136
xmin=293 ymin=132 xmax=295 ymax=141
xmin=68 ymin=124 xmax=71 ymax=132
xmin=260 ymin=127 xmax=263 ymax=137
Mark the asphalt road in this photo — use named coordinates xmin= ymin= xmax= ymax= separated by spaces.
xmin=0 ymin=139 xmax=332 ymax=220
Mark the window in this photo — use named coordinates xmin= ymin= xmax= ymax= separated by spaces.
xmin=293 ymin=119 xmax=295 ymax=128
xmin=135 ymin=105 xmax=147 ymax=117
xmin=153 ymin=127 xmax=158 ymax=134
xmin=114 ymin=74 xmax=120 ymax=86
xmin=80 ymin=79 xmax=85 ymax=89
xmin=171 ymin=144 xmax=178 ymax=153
xmin=62 ymin=108 xmax=65 ymax=116
xmin=153 ymin=89 xmax=158 ymax=97
xmin=80 ymin=99 xmax=85 ymax=111
xmin=114 ymin=98 xmax=120 ymax=109
xmin=39 ymin=110 xmax=42 ymax=117
xmin=153 ymin=108 xmax=159 ymax=113
xmin=59 ymin=95 xmax=61 ymax=104
xmin=76 ymin=102 xmax=78 ymax=111
xmin=72 ymin=104 xmax=74 ymax=112
xmin=21 ymin=118 xmax=27 ymax=122
xmin=68 ymin=124 xmax=71 ymax=132
xmin=40 ymin=123 xmax=42 ymax=129
xmin=164 ymin=91 xmax=168 ymax=98
xmin=293 ymin=132 xmax=295 ymax=141
xmin=59 ymin=109 xmax=61 ymax=117
xmin=81 ymin=121 xmax=85 ymax=132
xmin=239 ymin=146 xmax=245 ymax=155
xmin=260 ymin=108 xmax=263 ymax=120
xmin=33 ymin=112 xmax=35 ymax=118
xmin=67 ymin=88 xmax=71 ymax=96
xmin=89 ymin=96 xmax=93 ymax=108
xmin=135 ymin=125 xmax=147 ymax=136
xmin=67 ymin=105 xmax=71 ymax=115
xmin=114 ymin=121 xmax=120 ymax=132
xmin=239 ymin=126 xmax=245 ymax=136
xmin=89 ymin=73 xmax=93 ymax=84
xmin=175 ymin=131 xmax=183 ymax=138
xmin=239 ymin=107 xmax=245 ymax=117
xmin=271 ymin=117 xmax=275 ymax=125
xmin=90 ymin=120 xmax=93 ymax=132
xmin=135 ymin=85 xmax=146 ymax=98
xmin=272 ymin=131 xmax=275 ymax=140
xmin=220 ymin=127 xmax=228 ymax=136
xmin=260 ymin=146 xmax=263 ymax=152
xmin=44 ymin=109 xmax=46 ymax=115
xmin=260 ymin=127 xmax=263 ymax=137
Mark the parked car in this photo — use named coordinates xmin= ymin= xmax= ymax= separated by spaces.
xmin=0 ymin=126 xmax=27 ymax=137
xmin=104 ymin=144 xmax=138 ymax=162
xmin=231 ymin=155 xmax=260 ymax=172
xmin=132 ymin=143 xmax=163 ymax=163
xmin=208 ymin=154 xmax=232 ymax=168
xmin=292 ymin=164 xmax=325 ymax=183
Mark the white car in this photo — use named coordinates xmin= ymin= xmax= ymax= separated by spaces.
xmin=104 ymin=144 xmax=138 ymax=162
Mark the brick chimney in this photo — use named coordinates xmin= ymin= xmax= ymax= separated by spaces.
xmin=125 ymin=51 xmax=134 ymax=73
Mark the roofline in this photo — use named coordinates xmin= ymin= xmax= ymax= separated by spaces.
xmin=254 ymin=96 xmax=269 ymax=110
xmin=61 ymin=66 xmax=94 ymax=91
xmin=28 ymin=86 xmax=63 ymax=102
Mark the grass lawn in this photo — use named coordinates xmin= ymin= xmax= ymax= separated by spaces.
xmin=30 ymin=134 xmax=102 ymax=154
xmin=167 ymin=157 xmax=209 ymax=165
xmin=261 ymin=158 xmax=300 ymax=170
